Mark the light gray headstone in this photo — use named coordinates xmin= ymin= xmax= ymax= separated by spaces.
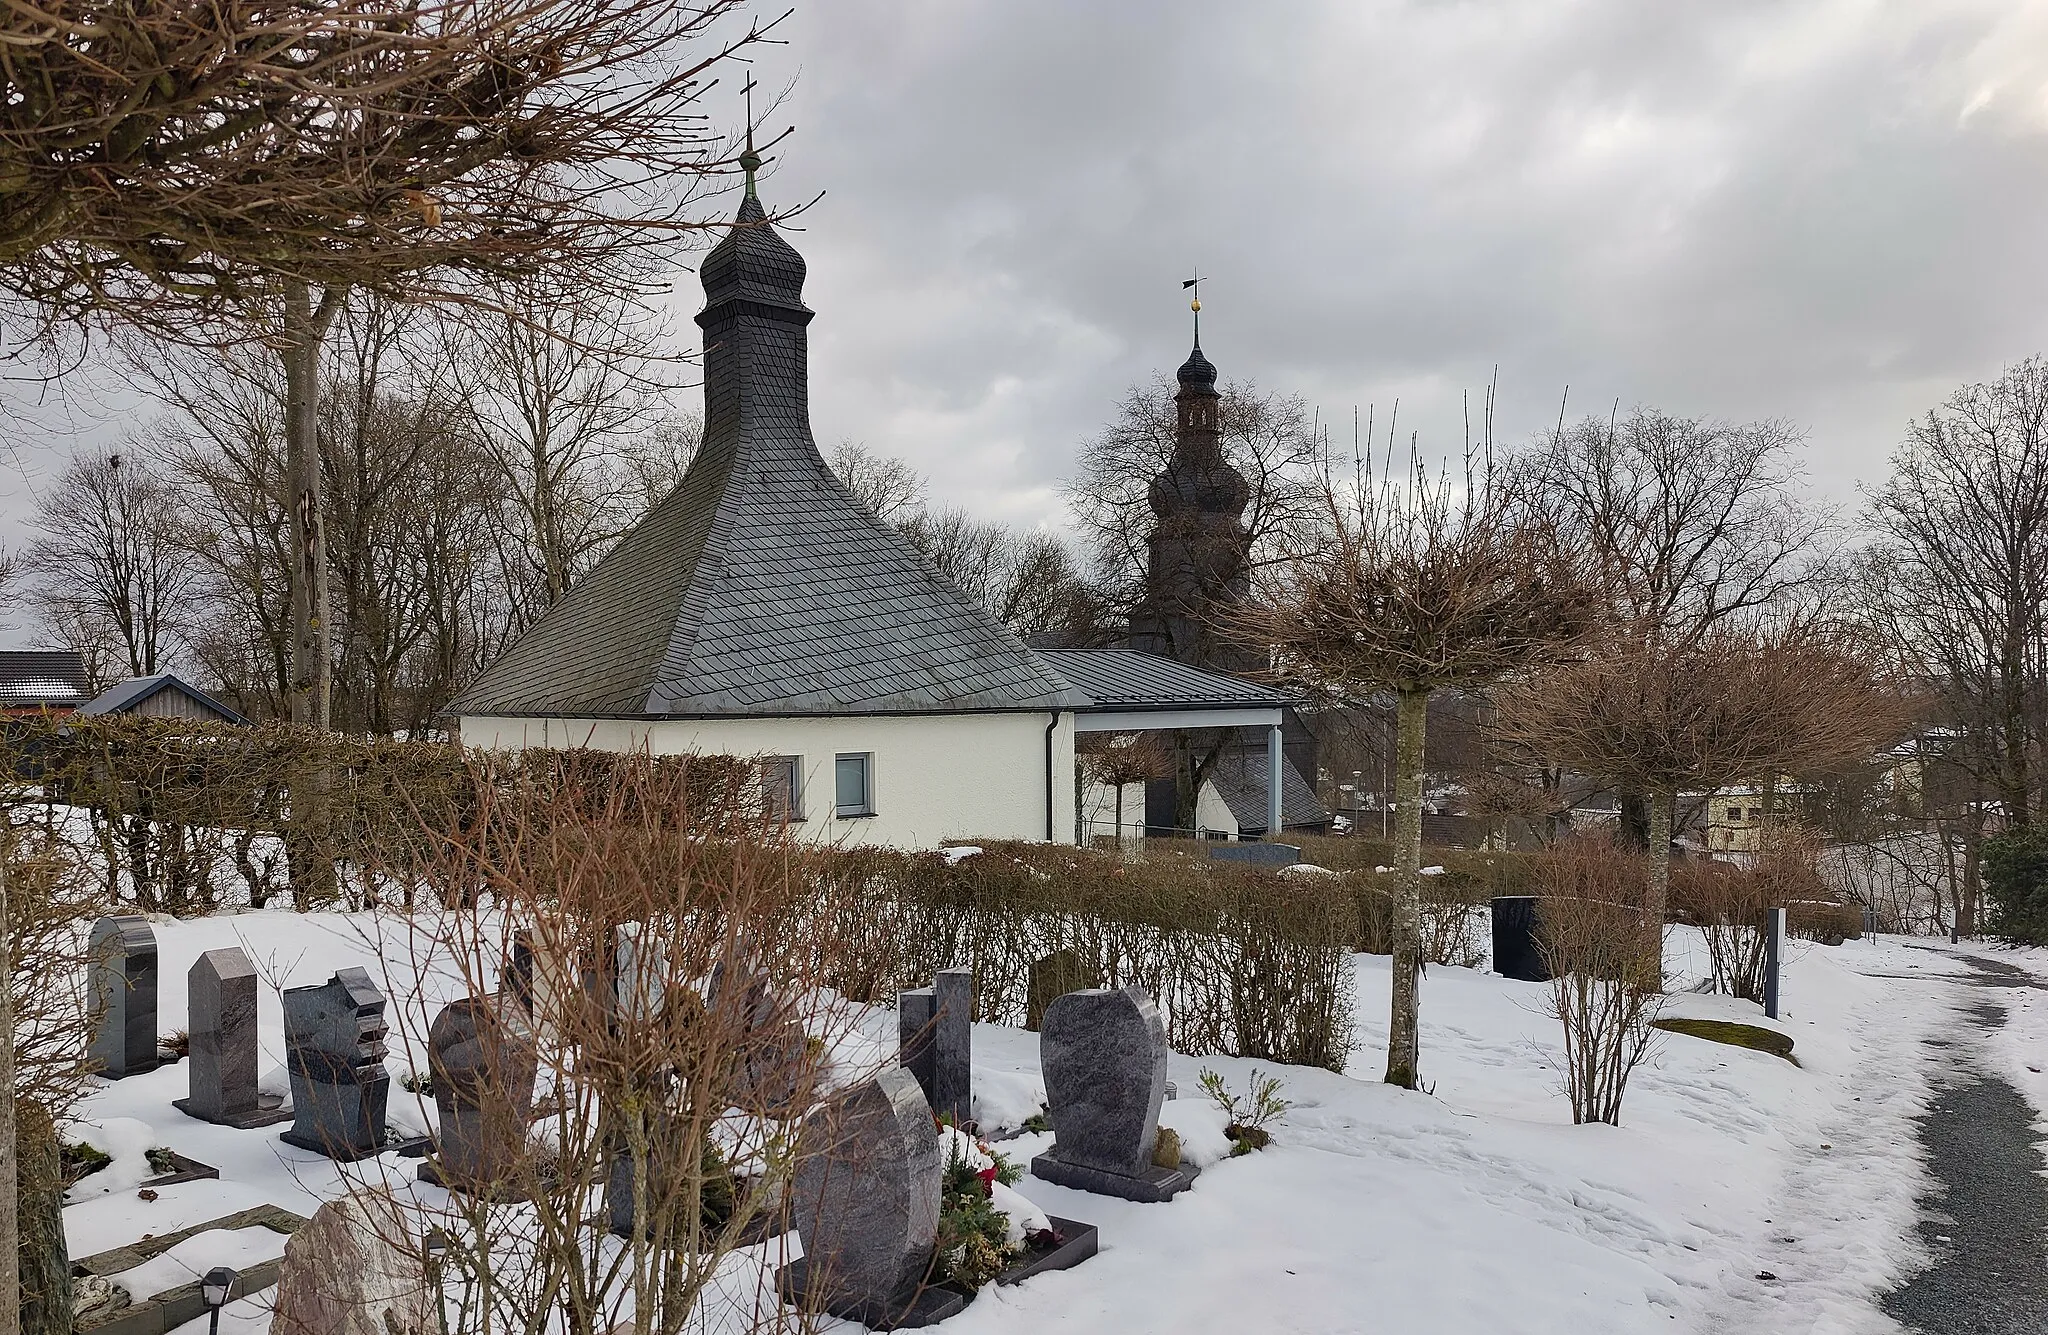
xmin=88 ymin=915 xmax=159 ymax=1079
xmin=933 ymin=967 xmax=972 ymax=1126
xmin=1040 ymin=985 xmax=1168 ymax=1177
xmin=791 ymin=1067 xmax=941 ymax=1312
xmin=186 ymin=947 xmax=259 ymax=1119
xmin=424 ymin=995 xmax=537 ymax=1192
xmin=280 ymin=967 xmax=392 ymax=1160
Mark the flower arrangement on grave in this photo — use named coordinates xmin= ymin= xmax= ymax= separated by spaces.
xmin=934 ymin=1121 xmax=1059 ymax=1291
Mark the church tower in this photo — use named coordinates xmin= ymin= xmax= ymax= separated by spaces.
xmin=1125 ymin=299 xmax=1257 ymax=675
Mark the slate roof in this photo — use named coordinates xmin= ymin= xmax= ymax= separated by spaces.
xmin=1208 ymin=745 xmax=1332 ymax=836
xmin=1035 ymin=648 xmax=1286 ymax=713
xmin=81 ymin=674 xmax=249 ymax=725
xmin=0 ymin=650 xmax=89 ymax=708
xmin=450 ymin=192 xmax=1082 ymax=720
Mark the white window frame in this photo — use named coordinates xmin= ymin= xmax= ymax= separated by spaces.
xmin=834 ymin=752 xmax=876 ymax=819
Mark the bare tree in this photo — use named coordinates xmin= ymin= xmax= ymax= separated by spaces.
xmin=25 ymin=447 xmax=195 ymax=685
xmin=3 ymin=0 xmax=785 ymax=729
xmin=1067 ymin=376 xmax=1325 ymax=622
xmin=831 ymin=441 xmax=927 ymax=525
xmin=1242 ymin=449 xmax=1593 ymax=1089
xmin=1864 ymin=358 xmax=2048 ymax=833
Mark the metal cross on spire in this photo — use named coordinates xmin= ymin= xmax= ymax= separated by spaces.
xmin=740 ymin=76 xmax=762 ymax=198
xmin=1182 ymin=267 xmax=1203 ymax=345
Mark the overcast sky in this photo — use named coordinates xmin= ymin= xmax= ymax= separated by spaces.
xmin=8 ymin=0 xmax=2048 ymax=550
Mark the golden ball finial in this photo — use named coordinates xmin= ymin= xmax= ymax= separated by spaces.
xmin=1190 ymin=296 xmax=1202 ymax=313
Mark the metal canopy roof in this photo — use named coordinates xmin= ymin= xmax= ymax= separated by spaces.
xmin=1036 ymin=648 xmax=1287 ymax=733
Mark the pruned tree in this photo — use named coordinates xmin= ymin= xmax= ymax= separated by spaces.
xmin=1241 ymin=448 xmax=1593 ymax=1089
xmin=1079 ymin=733 xmax=1173 ymax=845
xmin=1497 ymin=618 xmax=1905 ymax=973
xmin=830 ymin=441 xmax=926 ymax=525
xmin=2 ymin=0 xmax=784 ymax=729
xmin=25 ymin=446 xmax=195 ymax=687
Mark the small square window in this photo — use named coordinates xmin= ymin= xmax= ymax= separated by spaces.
xmin=835 ymin=753 xmax=874 ymax=818
xmin=761 ymin=756 xmax=802 ymax=823
xmin=1726 ymin=807 xmax=1742 ymax=822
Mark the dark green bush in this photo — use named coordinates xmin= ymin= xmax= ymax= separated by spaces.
xmin=1984 ymin=825 xmax=2048 ymax=945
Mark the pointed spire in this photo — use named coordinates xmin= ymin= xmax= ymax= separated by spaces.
xmin=1177 ymin=268 xmax=1217 ymax=391
xmin=740 ymin=76 xmax=762 ymax=200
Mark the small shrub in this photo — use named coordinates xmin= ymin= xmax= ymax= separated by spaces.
xmin=1197 ymin=1066 xmax=1291 ymax=1154
xmin=1533 ymin=837 xmax=1661 ymax=1126
xmin=1984 ymin=825 xmax=2048 ymax=945
xmin=144 ymin=1147 xmax=179 ymax=1176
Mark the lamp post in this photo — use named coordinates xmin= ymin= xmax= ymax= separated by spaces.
xmin=201 ymin=1266 xmax=239 ymax=1335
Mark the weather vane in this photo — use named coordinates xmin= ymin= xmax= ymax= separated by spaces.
xmin=1182 ymin=267 xmax=1203 ymax=343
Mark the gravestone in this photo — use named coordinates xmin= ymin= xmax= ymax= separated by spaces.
xmin=932 ymin=967 xmax=972 ymax=1127
xmin=1491 ymin=897 xmax=1549 ymax=983
xmin=418 ymin=995 xmax=537 ymax=1194
xmin=897 ymin=987 xmax=935 ymax=1105
xmin=505 ymin=930 xmax=535 ymax=1013
xmin=271 ymin=1187 xmax=434 ymax=1335
xmin=175 ymin=946 xmax=291 ymax=1128
xmin=778 ymin=1067 xmax=959 ymax=1328
xmin=1764 ymin=905 xmax=1787 ymax=1020
xmin=709 ymin=962 xmax=812 ymax=1116
xmin=280 ymin=968 xmax=396 ymax=1161
xmin=88 ymin=915 xmax=160 ymax=1079
xmin=1208 ymin=842 xmax=1301 ymax=869
xmin=1030 ymin=985 xmax=1195 ymax=1202
xmin=1025 ymin=949 xmax=1098 ymax=1031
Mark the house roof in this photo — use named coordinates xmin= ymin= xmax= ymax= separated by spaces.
xmin=449 ymin=192 xmax=1082 ymax=721
xmin=1208 ymin=745 xmax=1332 ymax=835
xmin=0 ymin=650 xmax=90 ymax=708
xmin=1036 ymin=649 xmax=1287 ymax=713
xmin=80 ymin=674 xmax=249 ymax=725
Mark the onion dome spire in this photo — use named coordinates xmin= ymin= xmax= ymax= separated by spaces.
xmin=1177 ymin=268 xmax=1218 ymax=391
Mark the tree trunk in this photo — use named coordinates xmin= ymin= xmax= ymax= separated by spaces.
xmin=1385 ymin=685 xmax=1429 ymax=1090
xmin=282 ymin=283 xmax=331 ymax=732
xmin=15 ymin=1100 xmax=64 ymax=1335
xmin=1618 ymin=790 xmax=1651 ymax=851
xmin=0 ymin=854 xmax=16 ymax=1335
xmin=1645 ymin=789 xmax=1673 ymax=990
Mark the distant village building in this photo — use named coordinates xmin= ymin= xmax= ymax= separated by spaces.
xmin=448 ymin=169 xmax=1282 ymax=848
xmin=0 ymin=650 xmax=90 ymax=715
xmin=80 ymin=674 xmax=249 ymax=726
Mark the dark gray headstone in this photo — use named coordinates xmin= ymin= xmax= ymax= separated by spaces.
xmin=710 ymin=962 xmax=811 ymax=1116
xmin=1027 ymin=949 xmax=1098 ymax=1031
xmin=1030 ymin=985 xmax=1195 ymax=1202
xmin=174 ymin=947 xmax=289 ymax=1128
xmin=88 ymin=915 xmax=159 ymax=1079
xmin=420 ymin=995 xmax=537 ymax=1194
xmin=781 ymin=1068 xmax=951 ymax=1325
xmin=898 ymin=986 xmax=936 ymax=1105
xmin=1208 ymin=842 xmax=1301 ymax=869
xmin=505 ymin=930 xmax=535 ymax=1014
xmin=933 ymin=967 xmax=972 ymax=1127
xmin=280 ymin=967 xmax=393 ymax=1160
xmin=1492 ymin=897 xmax=1549 ymax=982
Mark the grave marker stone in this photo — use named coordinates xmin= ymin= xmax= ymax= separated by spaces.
xmin=174 ymin=946 xmax=291 ymax=1128
xmin=710 ymin=962 xmax=811 ymax=1116
xmin=1026 ymin=949 xmax=1097 ymax=1032
xmin=88 ymin=915 xmax=160 ymax=1079
xmin=1030 ymin=985 xmax=1195 ymax=1202
xmin=1491 ymin=897 xmax=1549 ymax=983
xmin=933 ymin=967 xmax=972 ymax=1127
xmin=280 ymin=968 xmax=397 ymax=1161
xmin=419 ymin=995 xmax=537 ymax=1194
xmin=898 ymin=987 xmax=935 ymax=1103
xmin=778 ymin=1067 xmax=959 ymax=1328
xmin=1764 ymin=905 xmax=1787 ymax=1020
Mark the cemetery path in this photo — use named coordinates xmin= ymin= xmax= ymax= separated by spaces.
xmin=1880 ymin=952 xmax=2048 ymax=1335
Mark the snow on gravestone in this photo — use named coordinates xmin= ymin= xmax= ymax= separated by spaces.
xmin=88 ymin=915 xmax=160 ymax=1079
xmin=176 ymin=946 xmax=291 ymax=1128
xmin=271 ymin=1186 xmax=435 ymax=1335
xmin=1031 ymin=985 xmax=1196 ymax=1202
xmin=419 ymin=994 xmax=537 ymax=1194
xmin=780 ymin=1067 xmax=961 ymax=1327
xmin=280 ymin=967 xmax=394 ymax=1160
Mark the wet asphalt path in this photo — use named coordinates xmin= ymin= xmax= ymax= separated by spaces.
xmin=1881 ymin=954 xmax=2048 ymax=1334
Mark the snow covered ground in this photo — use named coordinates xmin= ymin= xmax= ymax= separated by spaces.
xmin=59 ymin=911 xmax=2008 ymax=1334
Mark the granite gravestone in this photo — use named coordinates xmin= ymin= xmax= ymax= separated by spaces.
xmin=419 ymin=995 xmax=537 ymax=1194
xmin=897 ymin=987 xmax=935 ymax=1108
xmin=779 ymin=1067 xmax=958 ymax=1328
xmin=280 ymin=968 xmax=396 ymax=1161
xmin=1491 ymin=897 xmax=1549 ymax=983
xmin=1025 ymin=949 xmax=1097 ymax=1032
xmin=709 ymin=962 xmax=811 ymax=1116
xmin=1030 ymin=985 xmax=1195 ymax=1202
xmin=898 ymin=970 xmax=972 ymax=1127
xmin=88 ymin=915 xmax=160 ymax=1079
xmin=174 ymin=947 xmax=290 ymax=1128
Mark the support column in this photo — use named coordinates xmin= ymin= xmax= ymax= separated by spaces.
xmin=1267 ymin=724 xmax=1284 ymax=838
